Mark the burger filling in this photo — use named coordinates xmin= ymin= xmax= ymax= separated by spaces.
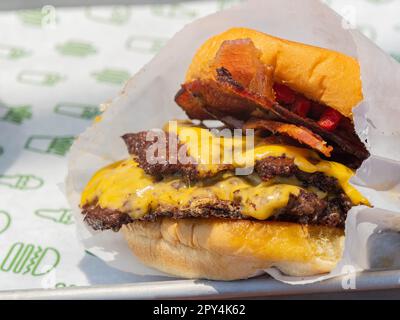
xmin=80 ymin=38 xmax=370 ymax=234
xmin=175 ymin=38 xmax=369 ymax=168
xmin=80 ymin=122 xmax=368 ymax=231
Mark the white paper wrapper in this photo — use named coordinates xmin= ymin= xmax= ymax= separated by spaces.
xmin=66 ymin=0 xmax=400 ymax=284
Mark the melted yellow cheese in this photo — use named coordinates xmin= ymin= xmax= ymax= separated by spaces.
xmin=81 ymin=121 xmax=369 ymax=220
xmin=165 ymin=121 xmax=369 ymax=206
xmin=81 ymin=159 xmax=303 ymax=220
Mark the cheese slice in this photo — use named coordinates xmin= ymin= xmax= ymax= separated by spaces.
xmin=81 ymin=121 xmax=369 ymax=221
xmin=166 ymin=121 xmax=368 ymax=205
xmin=81 ymin=159 xmax=304 ymax=220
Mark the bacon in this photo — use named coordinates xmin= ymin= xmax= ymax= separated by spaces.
xmin=174 ymin=87 xmax=209 ymax=120
xmin=175 ymin=38 xmax=369 ymax=168
xmin=318 ymin=108 xmax=342 ymax=131
xmin=176 ymin=76 xmax=368 ymax=165
xmin=270 ymin=103 xmax=369 ymax=161
xmin=201 ymin=104 xmax=246 ymax=129
xmin=244 ymin=119 xmax=333 ymax=157
xmin=175 ymin=39 xmax=276 ymax=121
xmin=274 ymin=83 xmax=296 ymax=105
xmin=181 ymin=77 xmax=260 ymax=120
xmin=212 ymin=39 xmax=275 ymax=101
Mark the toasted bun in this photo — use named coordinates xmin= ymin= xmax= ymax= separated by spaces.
xmin=122 ymin=218 xmax=344 ymax=280
xmin=186 ymin=27 xmax=363 ymax=118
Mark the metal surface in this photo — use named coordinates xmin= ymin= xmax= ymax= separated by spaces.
xmin=0 ymin=270 xmax=400 ymax=300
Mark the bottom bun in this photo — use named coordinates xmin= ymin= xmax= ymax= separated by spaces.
xmin=121 ymin=218 xmax=344 ymax=280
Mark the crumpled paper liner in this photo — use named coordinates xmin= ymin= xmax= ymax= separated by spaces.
xmin=66 ymin=0 xmax=400 ymax=284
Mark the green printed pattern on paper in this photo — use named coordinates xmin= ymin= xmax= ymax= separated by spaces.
xmin=151 ymin=4 xmax=198 ymax=19
xmin=0 ymin=105 xmax=32 ymax=124
xmin=126 ymin=36 xmax=167 ymax=54
xmin=91 ymin=68 xmax=131 ymax=85
xmin=17 ymin=70 xmax=65 ymax=86
xmin=392 ymin=53 xmax=400 ymax=62
xmin=54 ymin=103 xmax=100 ymax=120
xmin=0 ymin=174 xmax=44 ymax=190
xmin=365 ymin=0 xmax=395 ymax=4
xmin=0 ymin=44 xmax=30 ymax=60
xmin=56 ymin=282 xmax=77 ymax=288
xmin=0 ymin=211 xmax=11 ymax=235
xmin=35 ymin=209 xmax=74 ymax=225
xmin=0 ymin=243 xmax=60 ymax=276
xmin=216 ymin=0 xmax=243 ymax=10
xmin=56 ymin=40 xmax=97 ymax=57
xmin=17 ymin=7 xmax=58 ymax=28
xmin=25 ymin=136 xmax=74 ymax=156
xmin=85 ymin=6 xmax=130 ymax=25
xmin=18 ymin=10 xmax=46 ymax=26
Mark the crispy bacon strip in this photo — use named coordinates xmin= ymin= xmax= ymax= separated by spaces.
xmin=176 ymin=78 xmax=367 ymax=166
xmin=175 ymin=38 xmax=369 ymax=167
xmin=175 ymin=87 xmax=209 ymax=120
xmin=271 ymin=103 xmax=369 ymax=160
xmin=212 ymin=39 xmax=275 ymax=101
xmin=244 ymin=119 xmax=333 ymax=157
xmin=175 ymin=39 xmax=276 ymax=121
xmin=182 ymin=78 xmax=260 ymax=120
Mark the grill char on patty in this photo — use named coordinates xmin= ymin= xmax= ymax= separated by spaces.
xmin=122 ymin=130 xmax=343 ymax=193
xmin=82 ymin=189 xmax=351 ymax=232
xmin=81 ymin=130 xmax=353 ymax=231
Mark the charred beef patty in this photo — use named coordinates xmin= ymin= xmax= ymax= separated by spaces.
xmin=82 ymin=130 xmax=355 ymax=231
xmin=122 ymin=131 xmax=233 ymax=181
xmin=122 ymin=131 xmax=199 ymax=181
xmin=82 ymin=189 xmax=350 ymax=232
xmin=123 ymin=131 xmax=342 ymax=193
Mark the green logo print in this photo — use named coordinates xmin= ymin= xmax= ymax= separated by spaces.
xmin=17 ymin=8 xmax=57 ymax=27
xmin=126 ymin=36 xmax=167 ymax=54
xmin=56 ymin=282 xmax=76 ymax=288
xmin=0 ymin=44 xmax=30 ymax=60
xmin=25 ymin=136 xmax=74 ymax=156
xmin=0 ymin=104 xmax=32 ymax=124
xmin=151 ymin=4 xmax=198 ymax=19
xmin=85 ymin=6 xmax=130 ymax=25
xmin=91 ymin=68 xmax=130 ymax=85
xmin=217 ymin=0 xmax=243 ymax=10
xmin=54 ymin=102 xmax=100 ymax=120
xmin=35 ymin=209 xmax=74 ymax=225
xmin=17 ymin=70 xmax=65 ymax=86
xmin=365 ymin=0 xmax=395 ymax=4
xmin=0 ymin=174 xmax=44 ymax=190
xmin=0 ymin=211 xmax=11 ymax=235
xmin=18 ymin=9 xmax=45 ymax=26
xmin=0 ymin=243 xmax=60 ymax=276
xmin=56 ymin=40 xmax=97 ymax=57
xmin=392 ymin=53 xmax=400 ymax=63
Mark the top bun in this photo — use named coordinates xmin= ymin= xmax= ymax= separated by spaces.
xmin=186 ymin=27 xmax=363 ymax=118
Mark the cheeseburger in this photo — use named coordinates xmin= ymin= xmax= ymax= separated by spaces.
xmin=80 ymin=28 xmax=370 ymax=280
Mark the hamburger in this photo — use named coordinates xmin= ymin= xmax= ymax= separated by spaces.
xmin=80 ymin=28 xmax=370 ymax=280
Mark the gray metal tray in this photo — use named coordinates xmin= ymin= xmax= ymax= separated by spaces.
xmin=1 ymin=269 xmax=400 ymax=299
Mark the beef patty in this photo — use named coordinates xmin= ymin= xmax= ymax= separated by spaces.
xmin=82 ymin=189 xmax=351 ymax=232
xmin=122 ymin=131 xmax=342 ymax=193
xmin=81 ymin=130 xmax=354 ymax=231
